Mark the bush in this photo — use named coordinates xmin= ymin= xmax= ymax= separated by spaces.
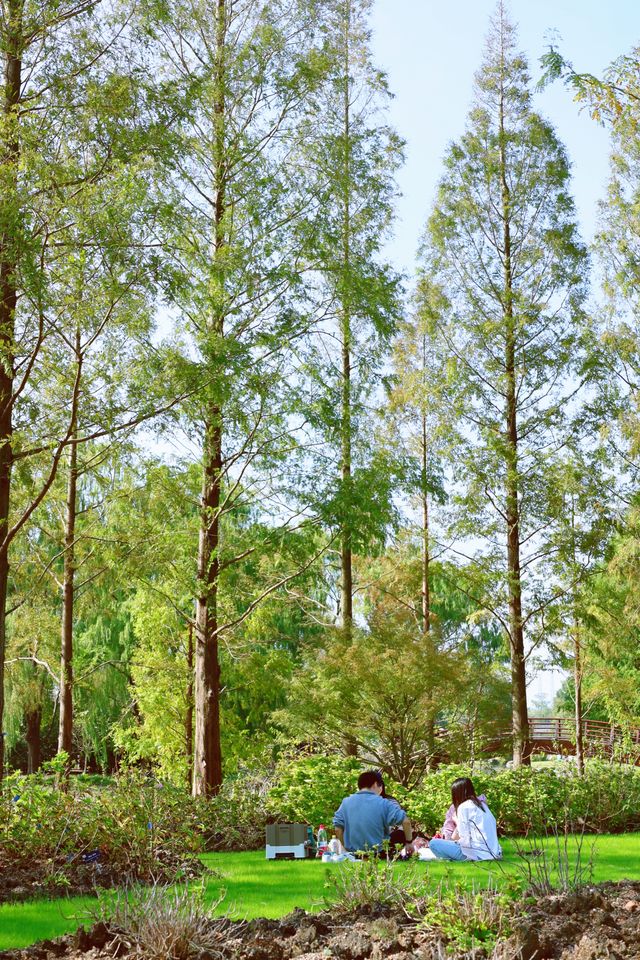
xmin=417 ymin=880 xmax=515 ymax=952
xmin=267 ymin=753 xmax=407 ymax=829
xmin=406 ymin=760 xmax=640 ymax=835
xmin=0 ymin=764 xmax=203 ymax=883
xmin=325 ymin=856 xmax=427 ymax=912
xmin=94 ymin=882 xmax=227 ymax=960
xmin=265 ymin=754 xmax=640 ymax=837
xmin=195 ymin=770 xmax=270 ymax=851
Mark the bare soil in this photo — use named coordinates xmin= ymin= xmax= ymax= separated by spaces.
xmin=1 ymin=881 xmax=639 ymax=960
xmin=0 ymin=858 xmax=204 ymax=904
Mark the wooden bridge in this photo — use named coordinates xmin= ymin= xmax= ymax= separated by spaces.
xmin=483 ymin=717 xmax=640 ymax=764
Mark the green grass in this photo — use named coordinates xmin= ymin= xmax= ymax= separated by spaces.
xmin=1 ymin=835 xmax=639 ymax=951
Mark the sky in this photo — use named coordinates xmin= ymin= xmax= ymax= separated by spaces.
xmin=369 ymin=0 xmax=640 ymax=277
xmin=368 ymin=0 xmax=640 ymax=705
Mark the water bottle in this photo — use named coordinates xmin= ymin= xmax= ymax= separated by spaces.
xmin=316 ymin=824 xmax=328 ymax=857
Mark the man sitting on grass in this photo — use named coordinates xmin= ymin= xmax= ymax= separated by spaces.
xmin=333 ymin=770 xmax=414 ymax=857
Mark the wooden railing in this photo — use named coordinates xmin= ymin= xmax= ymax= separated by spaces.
xmin=528 ymin=717 xmax=640 ymax=750
xmin=470 ymin=718 xmax=640 ymax=764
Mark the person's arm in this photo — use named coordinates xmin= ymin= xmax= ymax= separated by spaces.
xmin=333 ymin=803 xmax=345 ymax=849
xmin=443 ymin=804 xmax=456 ymax=840
xmin=401 ymin=816 xmax=414 ymax=851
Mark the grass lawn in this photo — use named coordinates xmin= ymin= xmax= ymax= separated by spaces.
xmin=1 ymin=835 xmax=639 ymax=951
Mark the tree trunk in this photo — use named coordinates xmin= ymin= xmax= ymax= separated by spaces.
xmin=0 ymin=1 xmax=22 ymax=783
xmin=193 ymin=0 xmax=226 ymax=797
xmin=499 ymin=44 xmax=529 ymax=768
xmin=339 ymin=2 xmax=357 ymax=760
xmin=421 ymin=411 xmax=430 ymax=634
xmin=25 ymin=704 xmax=42 ymax=774
xmin=194 ymin=423 xmax=223 ymax=796
xmin=185 ymin=620 xmax=194 ymax=789
xmin=420 ymin=396 xmax=437 ymax=769
xmin=574 ymin=621 xmax=585 ymax=775
xmin=58 ymin=356 xmax=79 ymax=767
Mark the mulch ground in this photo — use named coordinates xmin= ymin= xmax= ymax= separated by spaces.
xmin=1 ymin=881 xmax=639 ymax=960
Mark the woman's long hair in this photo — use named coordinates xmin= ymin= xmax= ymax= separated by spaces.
xmin=451 ymin=777 xmax=484 ymax=811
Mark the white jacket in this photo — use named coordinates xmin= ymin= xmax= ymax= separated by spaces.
xmin=457 ymin=798 xmax=502 ymax=861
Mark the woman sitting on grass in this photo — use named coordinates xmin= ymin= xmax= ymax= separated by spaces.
xmin=428 ymin=777 xmax=502 ymax=862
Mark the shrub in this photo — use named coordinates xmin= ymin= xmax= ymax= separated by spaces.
xmin=0 ymin=766 xmax=203 ymax=883
xmin=406 ymin=760 xmax=640 ymax=835
xmin=267 ymin=753 xmax=407 ymax=829
xmin=195 ymin=770 xmax=270 ymax=851
xmin=265 ymin=754 xmax=640 ymax=838
xmin=325 ymin=856 xmax=427 ymax=912
xmin=512 ymin=826 xmax=596 ymax=895
xmin=417 ymin=880 xmax=515 ymax=952
xmin=93 ymin=882 xmax=226 ymax=960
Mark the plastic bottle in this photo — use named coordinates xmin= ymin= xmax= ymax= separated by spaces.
xmin=316 ymin=824 xmax=329 ymax=857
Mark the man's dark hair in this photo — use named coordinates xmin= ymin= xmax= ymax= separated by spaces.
xmin=358 ymin=770 xmax=384 ymax=790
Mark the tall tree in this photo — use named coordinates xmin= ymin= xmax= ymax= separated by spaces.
xmin=386 ymin=280 xmax=451 ymax=636
xmin=300 ymin=0 xmax=403 ymax=643
xmin=420 ymin=2 xmax=587 ymax=765
xmin=384 ymin=281 xmax=451 ymax=759
xmin=544 ymin=449 xmax=614 ymax=772
xmin=0 ymin=0 xmax=168 ymax=781
xmin=151 ymin=0 xmax=330 ymax=795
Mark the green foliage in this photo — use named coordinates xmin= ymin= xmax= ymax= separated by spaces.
xmin=405 ymin=761 xmax=640 ymax=836
xmin=417 ymin=7 xmax=591 ymax=760
xmin=264 ymin=756 xmax=640 ymax=838
xmin=418 ymin=880 xmax=515 ymax=952
xmin=325 ymin=856 xmax=427 ymax=913
xmin=194 ymin=772 xmax=270 ymax=852
xmin=577 ymin=512 xmax=640 ymax=728
xmin=267 ymin=754 xmax=371 ymax=829
xmin=0 ymin=768 xmax=202 ymax=882
xmin=275 ymin=551 xmax=511 ymax=787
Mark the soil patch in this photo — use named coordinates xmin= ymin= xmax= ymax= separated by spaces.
xmin=0 ymin=858 xmax=204 ymax=905
xmin=497 ymin=880 xmax=640 ymax=960
xmin=1 ymin=881 xmax=640 ymax=959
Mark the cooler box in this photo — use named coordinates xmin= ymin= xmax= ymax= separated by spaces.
xmin=266 ymin=823 xmax=310 ymax=859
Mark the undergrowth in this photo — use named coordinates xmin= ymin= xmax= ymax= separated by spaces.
xmin=92 ymin=883 xmax=228 ymax=960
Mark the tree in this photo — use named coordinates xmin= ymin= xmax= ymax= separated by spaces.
xmin=542 ymin=46 xmax=640 ymax=477
xmin=420 ymin=2 xmax=588 ymax=766
xmin=577 ymin=508 xmax=640 ymax=731
xmin=299 ymin=0 xmax=403 ymax=644
xmin=4 ymin=599 xmax=58 ymax=773
xmin=386 ymin=279 xmax=452 ymax=638
xmin=543 ymin=449 xmax=614 ymax=772
xmin=108 ymin=461 xmax=329 ymax=783
xmin=540 ymin=46 xmax=640 ymax=133
xmin=276 ymin=545 xmax=511 ymax=785
xmin=0 ymin=0 xmax=167 ymax=780
xmin=149 ymin=0 xmax=334 ymax=795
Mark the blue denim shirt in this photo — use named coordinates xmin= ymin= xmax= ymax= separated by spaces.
xmin=333 ymin=790 xmax=406 ymax=852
